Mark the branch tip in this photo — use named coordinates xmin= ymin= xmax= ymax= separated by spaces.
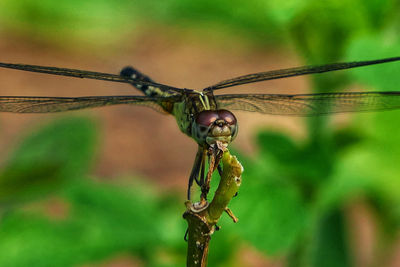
xmin=224 ymin=207 xmax=239 ymax=223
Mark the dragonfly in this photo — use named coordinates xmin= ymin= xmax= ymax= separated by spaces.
xmin=0 ymin=56 xmax=400 ymax=200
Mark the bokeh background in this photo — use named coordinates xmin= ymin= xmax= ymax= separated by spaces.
xmin=0 ymin=0 xmax=400 ymax=266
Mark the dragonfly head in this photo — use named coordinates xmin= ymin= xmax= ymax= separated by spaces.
xmin=192 ymin=109 xmax=238 ymax=146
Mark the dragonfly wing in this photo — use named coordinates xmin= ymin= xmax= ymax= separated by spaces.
xmin=0 ymin=62 xmax=183 ymax=93
xmin=215 ymin=92 xmax=400 ymax=115
xmin=205 ymin=57 xmax=400 ymax=90
xmin=0 ymin=95 xmax=179 ymax=113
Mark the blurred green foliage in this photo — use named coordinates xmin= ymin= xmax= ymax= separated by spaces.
xmin=0 ymin=118 xmax=187 ymax=267
xmin=0 ymin=118 xmax=97 ymax=205
xmin=0 ymin=0 xmax=400 ymax=266
xmin=1 ymin=0 xmax=397 ymax=49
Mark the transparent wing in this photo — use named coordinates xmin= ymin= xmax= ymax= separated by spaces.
xmin=0 ymin=95 xmax=179 ymax=113
xmin=205 ymin=57 xmax=400 ymax=90
xmin=215 ymin=92 xmax=400 ymax=115
xmin=0 ymin=62 xmax=183 ymax=93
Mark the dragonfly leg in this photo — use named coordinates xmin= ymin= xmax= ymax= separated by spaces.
xmin=187 ymin=180 xmax=193 ymax=200
xmin=187 ymin=146 xmax=205 ymax=200
xmin=217 ymin=164 xmax=223 ymax=176
xmin=184 ymin=228 xmax=189 ymax=242
xmin=193 ymin=176 xmax=201 ymax=186
xmin=187 ymin=168 xmax=199 ymax=200
xmin=200 ymin=146 xmax=223 ymax=200
xmin=200 ymin=156 xmax=211 ymax=200
xmin=199 ymin=151 xmax=206 ymax=186
xmin=193 ymin=152 xmax=206 ymax=187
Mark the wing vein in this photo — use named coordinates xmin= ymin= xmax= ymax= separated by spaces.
xmin=205 ymin=57 xmax=400 ymax=90
xmin=0 ymin=95 xmax=179 ymax=113
xmin=215 ymin=91 xmax=400 ymax=115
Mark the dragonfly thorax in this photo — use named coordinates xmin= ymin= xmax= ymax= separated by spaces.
xmin=192 ymin=109 xmax=238 ymax=146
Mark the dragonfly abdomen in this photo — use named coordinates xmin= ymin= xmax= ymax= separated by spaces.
xmin=120 ymin=66 xmax=177 ymax=99
xmin=120 ymin=66 xmax=157 ymax=95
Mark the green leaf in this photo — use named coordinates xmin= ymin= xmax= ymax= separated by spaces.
xmin=0 ymin=177 xmax=187 ymax=267
xmin=257 ymin=131 xmax=299 ymax=162
xmin=308 ymin=209 xmax=352 ymax=267
xmin=232 ymin=168 xmax=307 ymax=255
xmin=0 ymin=117 xmax=97 ymax=204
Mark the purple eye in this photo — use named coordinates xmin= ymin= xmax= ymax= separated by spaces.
xmin=217 ymin=110 xmax=236 ymax=125
xmin=195 ymin=110 xmax=219 ymax=126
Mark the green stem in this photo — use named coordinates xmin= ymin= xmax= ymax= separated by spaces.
xmin=183 ymin=149 xmax=243 ymax=267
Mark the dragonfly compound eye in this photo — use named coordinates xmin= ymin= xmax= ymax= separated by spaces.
xmin=192 ymin=110 xmax=238 ymax=146
xmin=217 ymin=109 xmax=237 ymax=125
xmin=195 ymin=110 xmax=219 ymax=126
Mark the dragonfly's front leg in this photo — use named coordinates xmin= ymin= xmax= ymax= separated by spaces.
xmin=200 ymin=145 xmax=224 ymax=201
xmin=187 ymin=146 xmax=206 ymax=200
xmin=199 ymin=152 xmax=206 ymax=187
xmin=217 ymin=164 xmax=223 ymax=176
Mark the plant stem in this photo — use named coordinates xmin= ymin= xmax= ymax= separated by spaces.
xmin=183 ymin=149 xmax=243 ymax=267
